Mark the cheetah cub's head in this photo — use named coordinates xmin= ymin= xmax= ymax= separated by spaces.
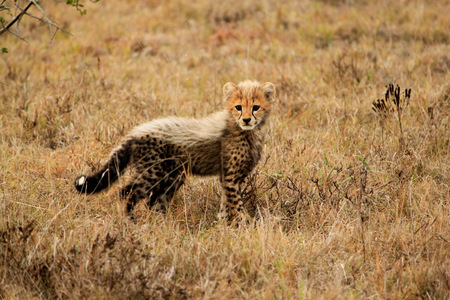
xmin=223 ymin=80 xmax=276 ymax=131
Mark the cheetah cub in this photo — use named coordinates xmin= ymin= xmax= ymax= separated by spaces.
xmin=75 ymin=80 xmax=276 ymax=221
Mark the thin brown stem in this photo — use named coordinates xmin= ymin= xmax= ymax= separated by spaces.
xmin=0 ymin=1 xmax=33 ymax=37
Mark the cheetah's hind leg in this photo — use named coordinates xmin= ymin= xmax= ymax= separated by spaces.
xmin=120 ymin=168 xmax=186 ymax=220
xmin=119 ymin=175 xmax=151 ymax=222
xmin=145 ymin=170 xmax=186 ymax=212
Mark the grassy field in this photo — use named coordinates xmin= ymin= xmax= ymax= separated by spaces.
xmin=1 ymin=0 xmax=449 ymax=298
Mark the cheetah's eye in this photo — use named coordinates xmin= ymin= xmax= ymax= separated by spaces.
xmin=253 ymin=105 xmax=260 ymax=111
xmin=235 ymin=105 xmax=242 ymax=111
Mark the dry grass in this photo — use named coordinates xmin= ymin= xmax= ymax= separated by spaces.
xmin=1 ymin=0 xmax=449 ymax=298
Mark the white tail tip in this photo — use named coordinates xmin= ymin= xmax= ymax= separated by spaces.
xmin=76 ymin=176 xmax=86 ymax=186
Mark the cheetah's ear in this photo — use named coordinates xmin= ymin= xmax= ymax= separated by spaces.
xmin=223 ymin=82 xmax=238 ymax=100
xmin=261 ymin=82 xmax=276 ymax=102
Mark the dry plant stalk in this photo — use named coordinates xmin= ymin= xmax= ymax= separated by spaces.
xmin=372 ymin=83 xmax=412 ymax=148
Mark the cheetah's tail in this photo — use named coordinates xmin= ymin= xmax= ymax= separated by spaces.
xmin=74 ymin=140 xmax=132 ymax=194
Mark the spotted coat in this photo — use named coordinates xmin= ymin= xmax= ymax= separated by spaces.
xmin=74 ymin=80 xmax=276 ymax=221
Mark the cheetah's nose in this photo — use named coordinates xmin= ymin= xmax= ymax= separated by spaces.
xmin=243 ymin=118 xmax=251 ymax=124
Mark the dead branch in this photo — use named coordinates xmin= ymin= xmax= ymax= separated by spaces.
xmin=0 ymin=0 xmax=72 ymax=40
xmin=0 ymin=1 xmax=33 ymax=37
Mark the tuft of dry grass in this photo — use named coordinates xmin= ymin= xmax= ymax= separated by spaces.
xmin=1 ymin=0 xmax=449 ymax=298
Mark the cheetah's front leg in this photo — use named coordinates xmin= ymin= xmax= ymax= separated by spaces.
xmin=220 ymin=169 xmax=245 ymax=221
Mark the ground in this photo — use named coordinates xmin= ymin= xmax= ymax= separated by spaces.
xmin=0 ymin=0 xmax=449 ymax=298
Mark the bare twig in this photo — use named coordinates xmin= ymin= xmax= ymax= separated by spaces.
xmin=4 ymin=26 xmax=29 ymax=42
xmin=0 ymin=1 xmax=33 ymax=37
xmin=0 ymin=0 xmax=72 ymax=41
xmin=24 ymin=11 xmax=72 ymax=36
